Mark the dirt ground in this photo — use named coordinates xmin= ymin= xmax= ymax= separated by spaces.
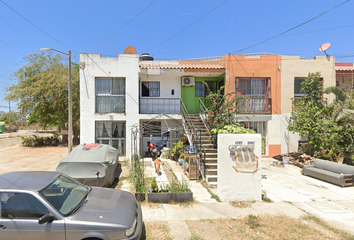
xmin=0 ymin=145 xmax=68 ymax=175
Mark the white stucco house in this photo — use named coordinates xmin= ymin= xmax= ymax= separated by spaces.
xmin=79 ymin=47 xmax=225 ymax=159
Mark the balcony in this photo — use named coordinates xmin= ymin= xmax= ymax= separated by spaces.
xmin=200 ymin=97 xmax=272 ymax=115
xmin=139 ymin=98 xmax=181 ymax=114
xmin=237 ymin=97 xmax=272 ymax=114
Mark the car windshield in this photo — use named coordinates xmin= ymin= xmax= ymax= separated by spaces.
xmin=39 ymin=174 xmax=90 ymax=216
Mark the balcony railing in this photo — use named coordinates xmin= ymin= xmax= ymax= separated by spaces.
xmin=200 ymin=97 xmax=272 ymax=114
xmin=237 ymin=97 xmax=272 ymax=114
xmin=139 ymin=98 xmax=181 ymax=114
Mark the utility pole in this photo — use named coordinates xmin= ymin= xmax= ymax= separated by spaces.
xmin=8 ymin=101 xmax=11 ymax=128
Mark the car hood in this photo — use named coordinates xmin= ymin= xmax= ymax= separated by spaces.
xmin=68 ymin=187 xmax=137 ymax=226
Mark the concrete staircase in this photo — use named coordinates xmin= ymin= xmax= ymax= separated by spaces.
xmin=188 ymin=114 xmax=218 ymax=188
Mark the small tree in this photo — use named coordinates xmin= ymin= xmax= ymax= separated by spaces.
xmin=203 ymin=85 xmax=256 ymax=145
xmin=288 ymin=72 xmax=326 ymax=156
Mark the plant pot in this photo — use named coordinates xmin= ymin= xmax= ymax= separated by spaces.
xmin=148 ymin=192 xmax=171 ymax=203
xmin=171 ymin=192 xmax=193 ymax=203
xmin=135 ymin=192 xmax=145 ymax=202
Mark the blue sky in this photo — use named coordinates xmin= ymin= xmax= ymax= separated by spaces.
xmin=1 ymin=0 xmax=353 ymax=111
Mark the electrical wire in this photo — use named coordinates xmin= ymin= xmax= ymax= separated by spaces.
xmin=87 ymin=0 xmax=157 ymax=51
xmin=0 ymin=0 xmax=71 ymax=49
xmin=146 ymin=0 xmax=229 ymax=51
xmin=0 ymin=39 xmax=25 ymax=56
xmin=0 ymin=14 xmax=35 ymax=50
xmin=152 ymin=24 xmax=354 ymax=57
xmin=233 ymin=0 xmax=351 ymax=53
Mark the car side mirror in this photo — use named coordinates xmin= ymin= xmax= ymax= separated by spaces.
xmin=38 ymin=213 xmax=57 ymax=224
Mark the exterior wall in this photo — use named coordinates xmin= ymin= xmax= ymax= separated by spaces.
xmin=217 ymin=134 xmax=262 ymax=202
xmin=80 ymin=53 xmax=140 ymax=159
xmin=220 ymin=54 xmax=282 ymax=156
xmin=280 ymin=56 xmax=336 ymax=154
xmin=0 ymin=111 xmax=4 ymax=119
xmin=181 ymin=77 xmax=219 ymax=114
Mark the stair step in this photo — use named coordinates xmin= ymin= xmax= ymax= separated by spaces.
xmin=205 ymin=159 xmax=217 ymax=164
xmin=206 ymin=176 xmax=217 ymax=183
xmin=205 ymin=164 xmax=217 ymax=169
xmin=206 ymin=170 xmax=217 ymax=175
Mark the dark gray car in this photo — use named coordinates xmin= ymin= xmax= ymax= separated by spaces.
xmin=0 ymin=171 xmax=143 ymax=240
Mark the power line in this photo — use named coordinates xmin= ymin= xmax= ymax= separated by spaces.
xmin=146 ymin=0 xmax=229 ymax=52
xmin=0 ymin=39 xmax=25 ymax=56
xmin=234 ymin=0 xmax=351 ymax=53
xmin=151 ymin=23 xmax=354 ymax=57
xmin=0 ymin=0 xmax=71 ymax=49
xmin=0 ymin=14 xmax=35 ymax=50
xmin=87 ymin=0 xmax=157 ymax=51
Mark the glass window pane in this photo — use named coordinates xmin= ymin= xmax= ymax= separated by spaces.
xmin=96 ymin=78 xmax=125 ymax=113
xmin=1 ymin=193 xmax=48 ymax=219
xmin=195 ymin=82 xmax=205 ymax=97
xmin=295 ymin=79 xmax=306 ymax=96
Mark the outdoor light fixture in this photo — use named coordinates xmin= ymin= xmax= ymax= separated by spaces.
xmin=40 ymin=48 xmax=73 ymax=153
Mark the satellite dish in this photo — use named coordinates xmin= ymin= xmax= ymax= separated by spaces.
xmin=319 ymin=42 xmax=331 ymax=56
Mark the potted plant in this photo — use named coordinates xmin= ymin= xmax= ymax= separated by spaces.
xmin=171 ymin=140 xmax=184 ymax=161
xmin=170 ymin=176 xmax=193 ymax=203
xmin=151 ymin=177 xmax=158 ymax=193
xmin=148 ymin=181 xmax=171 ymax=203
xmin=147 ymin=176 xmax=193 ymax=203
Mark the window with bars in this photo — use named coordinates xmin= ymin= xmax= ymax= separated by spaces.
xmin=142 ymin=121 xmax=161 ymax=137
xmin=95 ymin=121 xmax=126 ymax=155
xmin=195 ymin=82 xmax=214 ymax=97
xmin=142 ymin=82 xmax=160 ymax=97
xmin=236 ymin=78 xmax=271 ymax=113
xmin=96 ymin=78 xmax=125 ymax=113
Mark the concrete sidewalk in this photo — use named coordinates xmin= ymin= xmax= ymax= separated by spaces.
xmin=129 ymin=157 xmax=354 ymax=239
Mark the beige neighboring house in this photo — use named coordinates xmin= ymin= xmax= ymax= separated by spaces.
xmin=280 ymin=56 xmax=336 ymax=154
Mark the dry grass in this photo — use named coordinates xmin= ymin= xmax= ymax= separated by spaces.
xmin=186 ymin=215 xmax=354 ymax=240
xmin=141 ymin=221 xmax=173 ymax=240
xmin=229 ymin=201 xmax=253 ymax=208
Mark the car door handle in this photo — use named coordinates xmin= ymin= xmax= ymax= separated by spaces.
xmin=0 ymin=225 xmax=6 ymax=229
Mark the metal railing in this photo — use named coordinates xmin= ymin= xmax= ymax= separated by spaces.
xmin=181 ymin=100 xmax=206 ymax=180
xmin=237 ymin=97 xmax=272 ymax=114
xmin=139 ymin=98 xmax=181 ymax=114
xmin=199 ymin=98 xmax=211 ymax=138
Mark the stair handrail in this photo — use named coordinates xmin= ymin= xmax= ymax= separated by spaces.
xmin=199 ymin=98 xmax=212 ymax=138
xmin=180 ymin=100 xmax=197 ymax=142
xmin=181 ymin=99 xmax=206 ymax=179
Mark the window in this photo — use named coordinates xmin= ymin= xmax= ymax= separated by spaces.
xmin=241 ymin=121 xmax=267 ymax=155
xmin=142 ymin=121 xmax=161 ymax=137
xmin=96 ymin=121 xmax=126 ymax=155
xmin=1 ymin=193 xmax=48 ymax=219
xmin=238 ymin=78 xmax=266 ymax=96
xmin=96 ymin=78 xmax=125 ymax=113
xmin=195 ymin=82 xmax=214 ymax=97
xmin=142 ymin=82 xmax=160 ymax=97
xmin=294 ymin=78 xmax=306 ymax=96
xmin=236 ymin=78 xmax=271 ymax=113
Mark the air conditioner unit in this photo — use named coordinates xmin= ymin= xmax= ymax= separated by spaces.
xmin=182 ymin=77 xmax=195 ymax=86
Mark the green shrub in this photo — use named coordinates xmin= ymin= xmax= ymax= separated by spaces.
xmin=151 ymin=177 xmax=158 ymax=192
xmin=130 ymin=154 xmax=146 ymax=193
xmin=21 ymin=134 xmax=59 ymax=147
